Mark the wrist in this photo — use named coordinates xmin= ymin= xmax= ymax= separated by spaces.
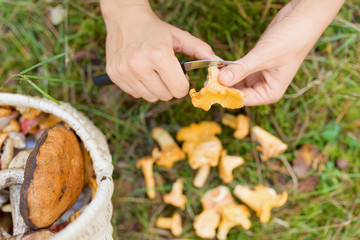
xmin=100 ymin=0 xmax=154 ymax=22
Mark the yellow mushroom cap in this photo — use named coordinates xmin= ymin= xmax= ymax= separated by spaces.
xmin=221 ymin=113 xmax=250 ymax=139
xmin=233 ymin=185 xmax=288 ymax=223
xmin=163 ymin=179 xmax=187 ymax=210
xmin=151 ymin=127 xmax=185 ymax=168
xmin=189 ymin=66 xmax=247 ymax=111
xmin=201 ymin=186 xmax=235 ymax=213
xmin=188 ymin=136 xmax=222 ymax=169
xmin=194 ymin=209 xmax=220 ymax=239
xmin=219 ymin=150 xmax=244 ymax=183
xmin=176 ymin=121 xmax=222 ymax=143
xmin=217 ymin=203 xmax=252 ymax=240
xmin=252 ymin=126 xmax=288 ymax=161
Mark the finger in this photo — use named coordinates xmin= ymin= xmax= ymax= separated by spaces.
xmin=218 ymin=51 xmax=265 ymax=87
xmin=135 ymin=69 xmax=173 ymax=101
xmin=129 ymin=77 xmax=159 ymax=102
xmin=171 ymin=28 xmax=221 ymax=60
xmin=238 ymin=87 xmax=281 ymax=106
xmin=150 ymin=48 xmax=190 ymax=98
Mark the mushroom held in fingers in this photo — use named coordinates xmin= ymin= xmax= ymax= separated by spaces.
xmin=189 ymin=66 xmax=247 ymax=111
xmin=136 ymin=157 xmax=157 ymax=199
xmin=155 ymin=212 xmax=182 ymax=237
xmin=193 ymin=209 xmax=220 ymax=239
xmin=217 ymin=203 xmax=252 ymax=240
xmin=233 ymin=185 xmax=288 ymax=223
xmin=163 ymin=179 xmax=187 ymax=210
xmin=151 ymin=127 xmax=185 ymax=168
xmin=221 ymin=113 xmax=250 ymax=139
xmin=251 ymin=126 xmax=287 ymax=161
xmin=20 ymin=125 xmax=84 ymax=229
xmin=201 ymin=186 xmax=235 ymax=213
xmin=219 ymin=150 xmax=244 ymax=183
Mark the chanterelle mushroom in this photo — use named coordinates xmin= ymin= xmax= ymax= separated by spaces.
xmin=252 ymin=126 xmax=287 ymax=161
xmin=189 ymin=65 xmax=247 ymax=111
xmin=155 ymin=212 xmax=182 ymax=237
xmin=217 ymin=203 xmax=252 ymax=240
xmin=221 ymin=113 xmax=250 ymax=139
xmin=193 ymin=209 xmax=220 ymax=239
xmin=188 ymin=136 xmax=222 ymax=188
xmin=176 ymin=121 xmax=222 ymax=143
xmin=20 ymin=125 xmax=84 ymax=229
xmin=163 ymin=179 xmax=187 ymax=210
xmin=201 ymin=185 xmax=235 ymax=213
xmin=219 ymin=150 xmax=244 ymax=183
xmin=151 ymin=127 xmax=185 ymax=168
xmin=136 ymin=157 xmax=156 ymax=199
xmin=233 ymin=185 xmax=288 ymax=223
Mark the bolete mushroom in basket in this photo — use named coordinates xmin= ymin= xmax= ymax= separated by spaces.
xmin=136 ymin=157 xmax=156 ymax=199
xmin=155 ymin=212 xmax=182 ymax=237
xmin=189 ymin=65 xmax=247 ymax=111
xmin=252 ymin=126 xmax=288 ymax=161
xmin=218 ymin=150 xmax=244 ymax=183
xmin=163 ymin=179 xmax=187 ymax=210
xmin=151 ymin=127 xmax=185 ymax=168
xmin=233 ymin=185 xmax=288 ymax=223
xmin=193 ymin=208 xmax=220 ymax=239
xmin=8 ymin=125 xmax=84 ymax=231
xmin=217 ymin=203 xmax=252 ymax=240
xmin=221 ymin=113 xmax=250 ymax=139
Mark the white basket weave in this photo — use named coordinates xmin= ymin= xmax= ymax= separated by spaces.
xmin=0 ymin=93 xmax=114 ymax=240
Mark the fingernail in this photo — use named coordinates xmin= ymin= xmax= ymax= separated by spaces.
xmin=219 ymin=70 xmax=233 ymax=84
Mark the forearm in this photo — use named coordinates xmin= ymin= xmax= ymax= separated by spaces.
xmin=291 ymin=0 xmax=345 ymax=40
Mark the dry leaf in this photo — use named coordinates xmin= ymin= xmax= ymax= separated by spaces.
xmin=298 ymin=176 xmax=320 ymax=193
xmin=293 ymin=143 xmax=325 ymax=178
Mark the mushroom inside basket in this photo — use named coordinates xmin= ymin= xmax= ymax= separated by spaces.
xmin=0 ymin=105 xmax=96 ymax=239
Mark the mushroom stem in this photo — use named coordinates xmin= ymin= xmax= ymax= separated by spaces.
xmin=0 ymin=169 xmax=28 ymax=236
xmin=151 ymin=127 xmax=177 ymax=149
xmin=193 ymin=165 xmax=210 ymax=188
xmin=10 ymin=185 xmax=29 ymax=235
xmin=155 ymin=213 xmax=182 ymax=237
xmin=0 ymin=169 xmax=24 ymax=188
xmin=136 ymin=157 xmax=156 ymax=199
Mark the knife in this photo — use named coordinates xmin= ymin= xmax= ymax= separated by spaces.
xmin=92 ymin=59 xmax=240 ymax=86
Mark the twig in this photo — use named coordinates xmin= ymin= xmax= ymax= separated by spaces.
xmin=278 ymin=156 xmax=298 ymax=193
xmin=284 ymin=80 xmax=321 ymax=99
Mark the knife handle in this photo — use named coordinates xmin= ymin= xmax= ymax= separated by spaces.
xmin=92 ymin=59 xmax=187 ymax=86
xmin=93 ymin=74 xmax=112 ymax=86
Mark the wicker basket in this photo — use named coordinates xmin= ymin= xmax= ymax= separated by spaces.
xmin=0 ymin=93 xmax=114 ymax=240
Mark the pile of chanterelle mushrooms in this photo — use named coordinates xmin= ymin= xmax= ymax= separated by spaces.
xmin=0 ymin=105 xmax=96 ymax=239
xmin=137 ymin=114 xmax=289 ymax=239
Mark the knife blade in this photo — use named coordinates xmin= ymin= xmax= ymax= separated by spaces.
xmin=93 ymin=59 xmax=239 ymax=86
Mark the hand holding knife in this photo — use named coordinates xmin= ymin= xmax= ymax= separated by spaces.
xmin=93 ymin=59 xmax=240 ymax=86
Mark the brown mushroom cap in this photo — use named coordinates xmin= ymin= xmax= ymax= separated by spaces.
xmin=20 ymin=125 xmax=84 ymax=229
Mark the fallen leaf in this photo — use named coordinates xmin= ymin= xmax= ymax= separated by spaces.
xmin=298 ymin=176 xmax=320 ymax=193
xmin=293 ymin=143 xmax=325 ymax=178
xmin=336 ymin=159 xmax=349 ymax=171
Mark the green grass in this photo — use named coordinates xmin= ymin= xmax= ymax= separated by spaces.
xmin=1 ymin=0 xmax=360 ymax=239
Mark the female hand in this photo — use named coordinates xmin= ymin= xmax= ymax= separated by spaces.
xmin=218 ymin=0 xmax=345 ymax=106
xmin=100 ymin=0 xmax=218 ymax=102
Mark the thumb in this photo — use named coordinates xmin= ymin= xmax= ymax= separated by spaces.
xmin=171 ymin=28 xmax=220 ymax=60
xmin=218 ymin=53 xmax=261 ymax=86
